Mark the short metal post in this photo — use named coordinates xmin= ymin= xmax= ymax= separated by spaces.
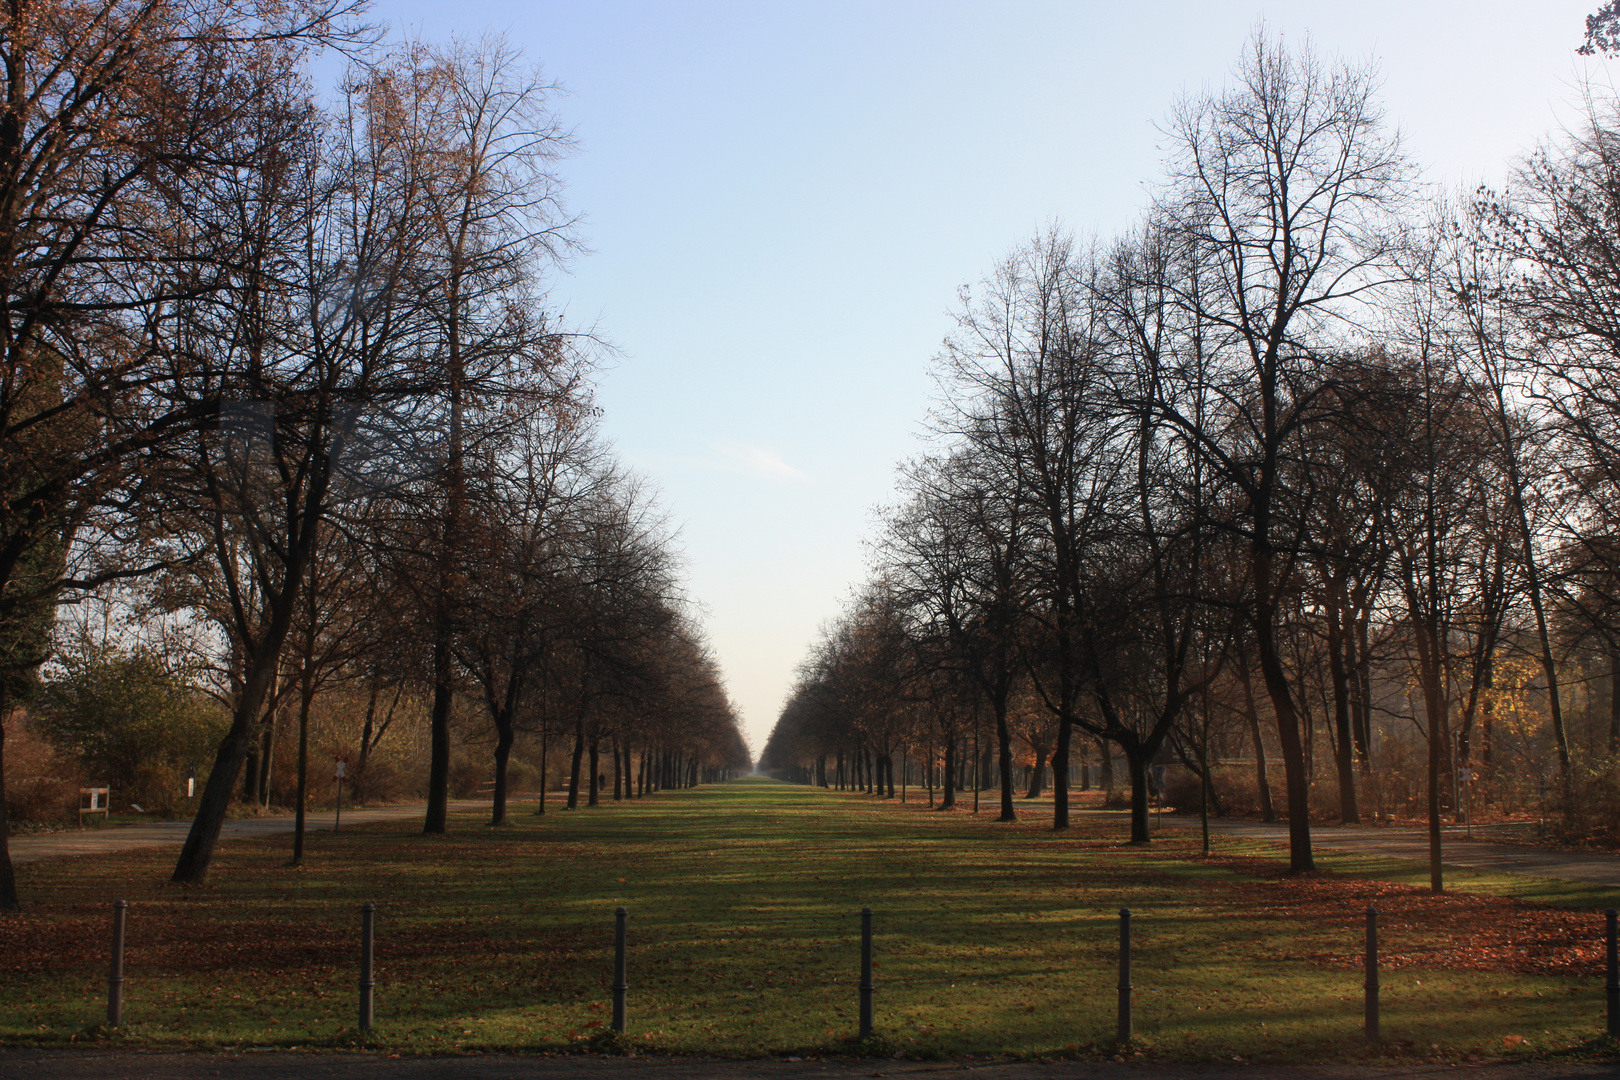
xmin=612 ymin=906 xmax=628 ymax=1033
xmin=858 ymin=906 xmax=874 ymax=1040
xmin=1606 ymin=908 xmax=1618 ymax=1038
xmin=1364 ymin=906 xmax=1379 ymax=1044
xmin=359 ymin=902 xmax=375 ymax=1032
xmin=106 ymin=900 xmax=125 ymax=1029
xmin=1117 ymin=908 xmax=1131 ymax=1044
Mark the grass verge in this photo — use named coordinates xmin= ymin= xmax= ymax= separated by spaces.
xmin=0 ymin=776 xmax=1614 ymax=1064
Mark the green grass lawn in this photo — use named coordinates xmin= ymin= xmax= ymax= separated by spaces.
xmin=0 ymin=776 xmax=1614 ymax=1063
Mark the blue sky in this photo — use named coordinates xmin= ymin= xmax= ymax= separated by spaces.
xmin=371 ymin=0 xmax=1609 ymax=755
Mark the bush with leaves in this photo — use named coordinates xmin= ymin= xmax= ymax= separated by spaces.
xmin=35 ymin=646 xmax=228 ymax=816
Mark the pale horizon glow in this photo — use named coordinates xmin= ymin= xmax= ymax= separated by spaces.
xmin=367 ymin=0 xmax=1613 ymax=758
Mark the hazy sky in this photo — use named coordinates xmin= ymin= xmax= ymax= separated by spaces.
xmin=370 ymin=0 xmax=1610 ymax=756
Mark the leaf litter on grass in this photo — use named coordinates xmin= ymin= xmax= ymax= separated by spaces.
xmin=0 ymin=779 xmax=1613 ymax=1061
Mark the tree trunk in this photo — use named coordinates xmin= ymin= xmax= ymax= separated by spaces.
xmin=1351 ymin=609 xmax=1374 ymax=776
xmin=358 ymin=680 xmax=380 ymax=773
xmin=0 ymin=687 xmax=17 ymax=910
xmin=996 ymin=706 xmax=1015 ymax=821
xmin=1237 ymin=658 xmax=1276 ymax=822
xmin=424 ymin=650 xmax=453 ymax=833
xmin=426 ymin=261 xmax=468 ymax=836
xmin=291 ymin=665 xmax=316 ymax=865
xmin=1052 ymin=715 xmax=1071 ymax=830
xmin=588 ymin=733 xmax=600 ymax=806
xmin=1255 ymin=528 xmax=1315 ymax=873
xmin=1610 ymin=645 xmax=1620 ymax=756
xmin=491 ymin=710 xmax=514 ymax=826
xmin=1325 ymin=577 xmax=1360 ymax=824
xmin=1427 ymin=690 xmax=1444 ymax=894
xmin=258 ymin=720 xmax=275 ymax=810
xmin=1125 ymin=743 xmax=1150 ymax=844
xmin=1025 ymin=742 xmax=1048 ymax=798
xmin=243 ymin=738 xmax=260 ymax=805
xmin=971 ymin=725 xmax=980 ymax=813
xmin=566 ymin=718 xmax=584 ymax=809
xmin=536 ymin=729 xmax=548 ymax=815
xmin=174 ymin=535 xmax=319 ymax=883
xmin=940 ymin=738 xmax=955 ymax=809
xmin=1199 ymin=741 xmax=1212 ymax=855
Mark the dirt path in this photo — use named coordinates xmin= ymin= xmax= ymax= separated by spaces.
xmin=1153 ymin=813 xmax=1620 ymax=888
xmin=6 ymin=800 xmax=492 ymax=864
xmin=0 ymin=1051 xmax=1614 ymax=1080
xmin=935 ymin=798 xmax=1620 ymax=890
xmin=13 ymin=792 xmax=1620 ymax=891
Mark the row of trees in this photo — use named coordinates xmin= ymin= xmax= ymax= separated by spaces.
xmin=0 ymin=0 xmax=748 ymax=912
xmin=763 ymin=26 xmax=1620 ymax=890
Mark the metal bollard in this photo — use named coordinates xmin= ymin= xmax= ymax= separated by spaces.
xmin=359 ymin=902 xmax=375 ymax=1032
xmin=858 ymin=906 xmax=874 ymax=1040
xmin=1117 ymin=908 xmax=1131 ymax=1044
xmin=612 ymin=907 xmax=628 ymax=1034
xmin=1364 ymin=906 xmax=1379 ymax=1044
xmin=107 ymin=900 xmax=127 ymax=1028
xmin=1607 ymin=908 xmax=1618 ymax=1038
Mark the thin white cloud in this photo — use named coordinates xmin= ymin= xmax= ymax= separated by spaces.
xmin=705 ymin=439 xmax=808 ymax=482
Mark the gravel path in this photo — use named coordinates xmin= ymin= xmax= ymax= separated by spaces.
xmin=6 ymin=800 xmax=493 ymax=864
xmin=1153 ymin=814 xmax=1620 ymax=888
xmin=11 ymin=795 xmax=1620 ymax=891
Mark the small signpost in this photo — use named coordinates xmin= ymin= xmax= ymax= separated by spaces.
xmin=80 ymin=787 xmax=110 ymax=823
xmin=335 ymin=760 xmax=347 ymax=831
xmin=1458 ymin=767 xmax=1473 ymax=837
xmin=1152 ymin=765 xmax=1167 ymax=828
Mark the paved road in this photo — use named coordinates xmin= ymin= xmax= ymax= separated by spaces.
xmin=0 ymin=1051 xmax=1615 ymax=1080
xmin=7 ymin=800 xmax=492 ymax=864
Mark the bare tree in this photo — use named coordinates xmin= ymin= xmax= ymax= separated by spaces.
xmin=1152 ymin=32 xmax=1412 ymax=872
xmin=408 ymin=37 xmax=579 ymax=836
xmin=0 ymin=0 xmax=368 ymax=910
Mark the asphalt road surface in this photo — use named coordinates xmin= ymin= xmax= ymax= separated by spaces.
xmin=0 ymin=1051 xmax=1615 ymax=1080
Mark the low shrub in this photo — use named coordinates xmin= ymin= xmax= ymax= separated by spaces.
xmin=3 ymin=713 xmax=82 ymax=825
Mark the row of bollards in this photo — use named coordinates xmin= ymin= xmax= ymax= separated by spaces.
xmin=97 ymin=901 xmax=1620 ymax=1044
